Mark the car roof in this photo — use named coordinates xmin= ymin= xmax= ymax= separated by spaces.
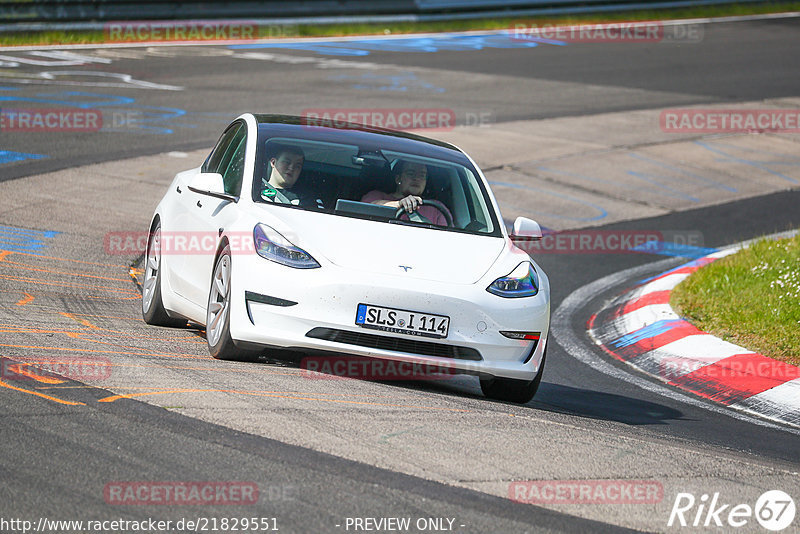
xmin=253 ymin=114 xmax=472 ymax=166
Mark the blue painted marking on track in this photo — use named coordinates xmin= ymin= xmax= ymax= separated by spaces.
xmin=627 ymin=153 xmax=737 ymax=193
xmin=630 ymin=241 xmax=718 ymax=259
xmin=0 ymin=150 xmax=47 ymax=165
xmin=610 ymin=319 xmax=685 ymax=349
xmin=488 ymin=180 xmax=608 ymax=222
xmin=537 ymin=165 xmax=698 ymax=203
xmin=702 ymin=140 xmax=800 ymax=162
xmin=328 ymin=71 xmax=446 ymax=93
xmin=625 ymin=170 xmax=701 ymax=202
xmin=0 ymin=225 xmax=59 ymax=239
xmin=0 ymin=225 xmax=59 ymax=253
xmin=0 ymin=91 xmax=135 ymax=109
xmin=0 ymin=90 xmax=180 ymax=134
xmin=537 ymin=166 xmax=627 ymax=190
xmin=695 ymin=141 xmax=800 ymax=184
xmin=0 ymin=89 xmax=229 ymax=136
xmin=230 ymin=32 xmax=566 ymax=56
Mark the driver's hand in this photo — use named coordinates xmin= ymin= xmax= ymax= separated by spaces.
xmin=398 ymin=195 xmax=423 ymax=213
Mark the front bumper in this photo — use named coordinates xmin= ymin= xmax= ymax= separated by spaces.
xmin=227 ymin=252 xmax=550 ymax=381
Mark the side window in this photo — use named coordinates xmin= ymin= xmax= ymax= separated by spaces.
xmin=462 ymin=170 xmax=491 ymax=232
xmin=220 ymin=128 xmax=247 ymax=195
xmin=202 ymin=122 xmax=247 ymax=196
xmin=203 ymin=122 xmax=243 ymax=175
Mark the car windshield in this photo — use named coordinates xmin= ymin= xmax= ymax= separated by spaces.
xmin=253 ymin=136 xmax=500 ymax=236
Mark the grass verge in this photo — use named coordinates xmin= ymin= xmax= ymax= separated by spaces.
xmin=1 ymin=1 xmax=799 ymax=46
xmin=671 ymin=233 xmax=800 ymax=366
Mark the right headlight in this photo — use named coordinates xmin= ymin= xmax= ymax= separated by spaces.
xmin=253 ymin=223 xmax=319 ymax=269
xmin=487 ymin=262 xmax=539 ymax=298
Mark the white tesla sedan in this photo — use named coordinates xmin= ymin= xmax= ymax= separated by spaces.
xmin=142 ymin=114 xmax=550 ymax=403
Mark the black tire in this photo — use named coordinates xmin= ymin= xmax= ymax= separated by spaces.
xmin=480 ymin=346 xmax=547 ymax=404
xmin=206 ymin=245 xmax=255 ymax=361
xmin=142 ymin=222 xmax=185 ymax=327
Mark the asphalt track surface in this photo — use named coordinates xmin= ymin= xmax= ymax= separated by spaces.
xmin=1 ymin=17 xmax=799 ymax=534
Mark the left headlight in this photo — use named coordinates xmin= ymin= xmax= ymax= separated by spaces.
xmin=487 ymin=262 xmax=539 ymax=298
xmin=253 ymin=223 xmax=320 ymax=269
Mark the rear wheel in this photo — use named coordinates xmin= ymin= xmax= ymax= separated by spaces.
xmin=142 ymin=223 xmax=185 ymax=327
xmin=480 ymin=346 xmax=547 ymax=404
xmin=206 ymin=246 xmax=255 ymax=361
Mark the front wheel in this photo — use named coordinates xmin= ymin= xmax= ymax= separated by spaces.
xmin=206 ymin=246 xmax=255 ymax=361
xmin=480 ymin=346 xmax=547 ymax=404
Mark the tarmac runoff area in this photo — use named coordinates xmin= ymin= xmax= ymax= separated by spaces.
xmin=429 ymin=97 xmax=800 ymax=233
xmin=1 ymin=98 xmax=799 ymax=531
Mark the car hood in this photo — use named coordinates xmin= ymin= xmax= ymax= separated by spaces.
xmin=257 ymin=207 xmax=506 ymax=284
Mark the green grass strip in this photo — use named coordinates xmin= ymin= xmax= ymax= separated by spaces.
xmin=671 ymin=233 xmax=800 ymax=366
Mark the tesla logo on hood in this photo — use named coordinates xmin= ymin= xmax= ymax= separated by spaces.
xmin=398 ymin=265 xmax=413 ymax=272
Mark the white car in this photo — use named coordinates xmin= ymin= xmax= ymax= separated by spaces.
xmin=142 ymin=114 xmax=550 ymax=403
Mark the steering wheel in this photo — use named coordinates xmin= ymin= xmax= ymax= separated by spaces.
xmin=395 ymin=199 xmax=453 ymax=227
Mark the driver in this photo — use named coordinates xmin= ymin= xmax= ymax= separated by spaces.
xmin=361 ymin=160 xmax=451 ymax=226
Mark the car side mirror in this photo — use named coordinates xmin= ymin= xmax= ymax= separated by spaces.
xmin=187 ymin=172 xmax=237 ymax=202
xmin=510 ymin=217 xmax=543 ymax=241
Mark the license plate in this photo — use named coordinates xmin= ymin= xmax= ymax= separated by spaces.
xmin=355 ymin=304 xmax=450 ymax=339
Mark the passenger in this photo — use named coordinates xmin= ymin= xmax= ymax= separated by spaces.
xmin=261 ymin=145 xmax=322 ymax=208
xmin=361 ymin=160 xmax=451 ymax=226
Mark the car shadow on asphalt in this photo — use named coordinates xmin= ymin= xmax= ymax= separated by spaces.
xmin=529 ymin=382 xmax=689 ymax=426
xmin=395 ymin=378 xmax=690 ymax=426
xmin=256 ymin=352 xmax=689 ymax=426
